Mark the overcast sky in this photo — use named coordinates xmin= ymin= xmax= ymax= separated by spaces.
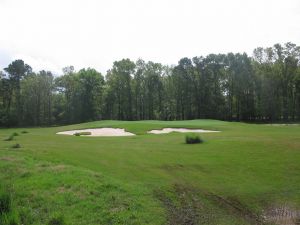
xmin=1 ymin=0 xmax=300 ymax=75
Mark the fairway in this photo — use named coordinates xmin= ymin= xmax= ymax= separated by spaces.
xmin=0 ymin=120 xmax=300 ymax=224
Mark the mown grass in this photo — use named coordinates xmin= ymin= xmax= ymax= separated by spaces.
xmin=0 ymin=120 xmax=299 ymax=224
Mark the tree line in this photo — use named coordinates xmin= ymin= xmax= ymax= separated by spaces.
xmin=1 ymin=42 xmax=300 ymax=126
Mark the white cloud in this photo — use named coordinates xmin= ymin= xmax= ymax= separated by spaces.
xmin=0 ymin=0 xmax=299 ymax=74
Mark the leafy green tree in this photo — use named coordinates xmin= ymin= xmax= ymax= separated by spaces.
xmin=105 ymin=59 xmax=135 ymax=120
xmin=21 ymin=71 xmax=54 ymax=125
xmin=77 ymin=68 xmax=104 ymax=121
xmin=55 ymin=67 xmax=104 ymax=123
xmin=1 ymin=42 xmax=300 ymax=126
xmin=172 ymin=58 xmax=195 ymax=119
xmin=142 ymin=61 xmax=164 ymax=119
xmin=132 ymin=59 xmax=146 ymax=120
xmin=4 ymin=60 xmax=32 ymax=124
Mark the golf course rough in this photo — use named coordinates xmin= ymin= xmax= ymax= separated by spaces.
xmin=0 ymin=120 xmax=299 ymax=225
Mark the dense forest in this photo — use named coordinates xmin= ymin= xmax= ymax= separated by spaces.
xmin=1 ymin=42 xmax=300 ymax=126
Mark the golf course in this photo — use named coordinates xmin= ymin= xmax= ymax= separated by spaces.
xmin=1 ymin=120 xmax=299 ymax=224
xmin=1 ymin=0 xmax=300 ymax=223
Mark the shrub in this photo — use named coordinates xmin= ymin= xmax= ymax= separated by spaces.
xmin=21 ymin=131 xmax=28 ymax=134
xmin=11 ymin=144 xmax=21 ymax=149
xmin=185 ymin=133 xmax=203 ymax=144
xmin=48 ymin=215 xmax=66 ymax=225
xmin=4 ymin=135 xmax=14 ymax=141
xmin=73 ymin=132 xmax=91 ymax=136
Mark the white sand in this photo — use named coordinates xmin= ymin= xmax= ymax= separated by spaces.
xmin=148 ymin=128 xmax=220 ymax=134
xmin=56 ymin=128 xmax=135 ymax=137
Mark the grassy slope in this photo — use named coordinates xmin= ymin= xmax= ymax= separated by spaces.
xmin=0 ymin=120 xmax=299 ymax=224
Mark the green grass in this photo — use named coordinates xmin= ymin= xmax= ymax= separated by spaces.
xmin=0 ymin=120 xmax=299 ymax=224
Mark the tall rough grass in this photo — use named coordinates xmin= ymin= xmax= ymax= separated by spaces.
xmin=0 ymin=186 xmax=19 ymax=225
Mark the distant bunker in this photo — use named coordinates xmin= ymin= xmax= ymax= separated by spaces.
xmin=57 ymin=128 xmax=135 ymax=137
xmin=57 ymin=127 xmax=220 ymax=137
xmin=148 ymin=128 xmax=220 ymax=134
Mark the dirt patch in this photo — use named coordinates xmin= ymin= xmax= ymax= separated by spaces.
xmin=205 ymin=194 xmax=262 ymax=224
xmin=160 ymin=164 xmax=184 ymax=171
xmin=56 ymin=186 xmax=87 ymax=200
xmin=37 ymin=163 xmax=70 ymax=173
xmin=154 ymin=184 xmax=209 ymax=225
xmin=38 ymin=163 xmax=50 ymax=168
xmin=160 ymin=164 xmax=210 ymax=174
xmin=57 ymin=186 xmax=67 ymax=193
xmin=0 ymin=156 xmax=17 ymax=161
xmin=263 ymin=205 xmax=300 ymax=225
xmin=155 ymin=184 xmax=262 ymax=225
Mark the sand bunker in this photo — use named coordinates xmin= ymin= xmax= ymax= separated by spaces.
xmin=148 ymin=128 xmax=220 ymax=134
xmin=56 ymin=128 xmax=135 ymax=137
